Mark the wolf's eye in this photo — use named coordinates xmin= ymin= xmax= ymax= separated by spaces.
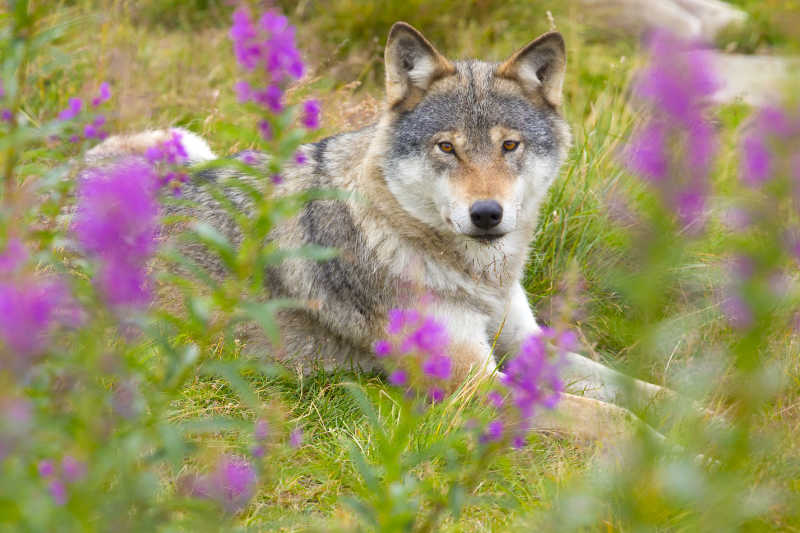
xmin=438 ymin=142 xmax=455 ymax=154
xmin=502 ymin=140 xmax=519 ymax=152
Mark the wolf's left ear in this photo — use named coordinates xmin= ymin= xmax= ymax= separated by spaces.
xmin=497 ymin=32 xmax=566 ymax=107
xmin=384 ymin=22 xmax=455 ymax=109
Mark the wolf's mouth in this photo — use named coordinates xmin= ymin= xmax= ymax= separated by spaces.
xmin=469 ymin=233 xmax=506 ymax=243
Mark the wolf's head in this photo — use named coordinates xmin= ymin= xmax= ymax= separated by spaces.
xmin=379 ymin=23 xmax=571 ymax=243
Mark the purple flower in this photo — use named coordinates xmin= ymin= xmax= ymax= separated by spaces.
xmin=191 ymin=455 xmax=257 ymax=514
xmin=403 ymin=317 xmax=449 ymax=356
xmin=0 ymin=279 xmax=70 ymax=359
xmin=487 ymin=391 xmax=504 ymax=408
xmin=38 ymin=460 xmax=55 ymax=478
xmin=480 ymin=419 xmax=504 ymax=443
xmin=623 ymin=29 xmax=719 ymax=233
xmin=230 ymin=8 xmax=305 ymax=82
xmin=49 ymin=479 xmax=67 ymax=505
xmin=61 ymin=455 xmax=86 ymax=483
xmin=270 ymin=174 xmax=283 ymax=185
xmin=387 ymin=308 xmax=419 ymax=334
xmin=294 ymin=151 xmax=307 ymax=165
xmin=388 ymin=369 xmax=407 ymax=387
xmin=422 ymin=354 xmax=452 ymax=380
xmin=58 ymin=97 xmax=83 ymax=121
xmin=258 ymin=119 xmax=273 ymax=140
xmin=91 ymin=82 xmax=111 ymax=107
xmin=0 ymin=238 xmax=27 ymax=276
xmin=741 ymin=134 xmax=772 ymax=186
xmin=254 ymin=419 xmax=269 ymax=441
xmin=254 ymin=85 xmax=283 ymax=112
xmin=634 ymin=31 xmax=718 ymax=125
xmin=251 ymin=445 xmax=265 ymax=458
xmin=0 ymin=109 xmax=11 ymax=122
xmin=373 ymin=339 xmax=392 ymax=358
xmin=289 ymin=428 xmax=303 ymax=448
xmin=428 ymin=387 xmax=444 ymax=403
xmin=501 ymin=333 xmax=563 ymax=439
xmin=72 ymin=159 xmax=159 ymax=308
xmin=234 ymin=80 xmax=252 ymax=102
xmin=302 ymin=99 xmax=321 ymax=130
xmin=721 ymin=294 xmax=753 ymax=329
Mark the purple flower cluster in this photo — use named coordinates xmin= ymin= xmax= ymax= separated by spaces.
xmin=484 ymin=328 xmax=568 ymax=448
xmin=146 ymin=131 xmax=189 ymax=194
xmin=624 ymin=30 xmax=719 ymax=230
xmin=184 ymin=455 xmax=257 ymax=514
xmin=72 ymin=159 xmax=160 ymax=309
xmin=229 ymin=8 xmax=320 ymax=133
xmin=374 ymin=308 xmax=454 ymax=402
xmin=740 ymin=104 xmax=800 ymax=188
xmin=55 ymin=83 xmax=111 ymax=141
xmin=719 ymin=103 xmax=800 ymax=329
xmin=0 ymin=239 xmax=76 ymax=368
xmin=38 ymin=455 xmax=87 ymax=506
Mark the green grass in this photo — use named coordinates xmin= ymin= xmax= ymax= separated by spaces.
xmin=19 ymin=1 xmax=800 ymax=530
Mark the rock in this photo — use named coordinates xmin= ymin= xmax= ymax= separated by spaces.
xmin=708 ymin=53 xmax=800 ymax=106
xmin=578 ymin=0 xmax=747 ymax=41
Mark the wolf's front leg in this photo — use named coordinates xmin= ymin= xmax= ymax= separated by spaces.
xmin=493 ymin=283 xmax=671 ymax=410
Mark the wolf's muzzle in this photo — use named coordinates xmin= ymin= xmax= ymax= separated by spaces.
xmin=469 ymin=200 xmax=503 ymax=230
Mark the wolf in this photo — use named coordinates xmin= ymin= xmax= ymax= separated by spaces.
xmin=89 ymin=23 xmax=679 ymax=442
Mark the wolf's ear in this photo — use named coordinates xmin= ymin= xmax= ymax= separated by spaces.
xmin=497 ymin=32 xmax=566 ymax=107
xmin=384 ymin=22 xmax=455 ymax=109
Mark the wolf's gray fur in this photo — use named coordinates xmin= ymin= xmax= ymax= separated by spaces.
xmin=90 ymin=23 xmax=683 ymax=441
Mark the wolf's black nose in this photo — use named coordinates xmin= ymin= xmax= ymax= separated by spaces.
xmin=469 ymin=200 xmax=503 ymax=230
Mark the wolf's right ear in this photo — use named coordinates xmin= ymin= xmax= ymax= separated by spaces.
xmin=384 ymin=22 xmax=455 ymax=110
xmin=497 ymin=32 xmax=566 ymax=107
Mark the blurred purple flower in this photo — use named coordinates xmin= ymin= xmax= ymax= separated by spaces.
xmin=38 ymin=460 xmax=55 ymax=478
xmin=487 ymin=391 xmax=504 ymax=408
xmin=289 ymin=428 xmax=303 ymax=448
xmin=230 ymin=7 xmax=304 ymax=85
xmin=294 ymin=151 xmax=307 ymax=165
xmin=741 ymin=134 xmax=771 ymax=186
xmin=428 ymin=387 xmax=444 ymax=403
xmin=422 ymin=354 xmax=452 ymax=380
xmin=58 ymin=97 xmax=83 ymax=121
xmin=302 ymin=99 xmax=320 ymax=130
xmin=0 ymin=238 xmax=27 ymax=276
xmin=251 ymin=445 xmax=265 ymax=458
xmin=501 ymin=333 xmax=563 ymax=442
xmin=258 ymin=119 xmax=273 ymax=140
xmin=721 ymin=293 xmax=753 ymax=329
xmin=387 ymin=308 xmax=419 ymax=334
xmin=61 ymin=455 xmax=87 ymax=483
xmin=254 ymin=419 xmax=269 ymax=441
xmin=190 ymin=455 xmax=257 ymax=514
xmin=0 ymin=279 xmax=71 ymax=359
xmin=253 ymin=85 xmax=283 ymax=112
xmin=388 ymin=369 xmax=407 ymax=387
xmin=625 ymin=121 xmax=668 ymax=182
xmin=480 ymin=419 xmax=504 ymax=443
xmin=0 ymin=109 xmax=11 ymax=122
xmin=402 ymin=317 xmax=449 ymax=356
xmin=91 ymin=82 xmax=111 ymax=107
xmin=73 ymin=159 xmax=159 ymax=308
xmin=373 ymin=339 xmax=392 ymax=358
xmin=623 ymin=29 xmax=719 ymax=231
xmin=49 ymin=479 xmax=67 ymax=506
xmin=270 ymin=174 xmax=283 ymax=185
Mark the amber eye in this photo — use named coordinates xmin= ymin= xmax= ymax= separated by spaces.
xmin=438 ymin=141 xmax=455 ymax=154
xmin=502 ymin=140 xmax=519 ymax=152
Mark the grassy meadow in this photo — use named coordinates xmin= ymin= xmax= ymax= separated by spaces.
xmin=5 ymin=0 xmax=800 ymax=530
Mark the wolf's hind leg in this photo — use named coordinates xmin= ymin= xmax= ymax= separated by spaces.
xmin=529 ymin=391 xmax=666 ymax=444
